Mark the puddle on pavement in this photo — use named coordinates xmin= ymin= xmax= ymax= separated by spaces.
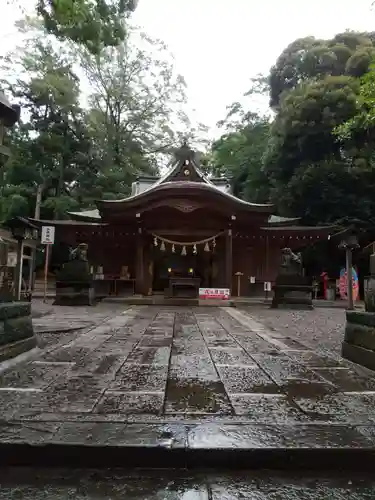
xmin=165 ymin=377 xmax=233 ymax=414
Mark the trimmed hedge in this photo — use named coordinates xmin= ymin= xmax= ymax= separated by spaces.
xmin=0 ymin=302 xmax=34 ymax=348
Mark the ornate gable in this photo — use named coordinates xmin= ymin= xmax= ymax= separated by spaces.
xmin=161 ymin=143 xmax=208 ymax=184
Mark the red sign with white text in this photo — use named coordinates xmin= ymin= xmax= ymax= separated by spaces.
xmin=199 ymin=288 xmax=230 ymax=300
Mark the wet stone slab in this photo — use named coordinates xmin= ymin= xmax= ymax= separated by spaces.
xmin=52 ymin=422 xmax=187 ymax=448
xmin=229 ymin=393 xmax=311 ymax=422
xmin=252 ymin=353 xmax=327 ymax=385
xmin=1 ymin=468 xmax=375 ymax=500
xmin=293 ymin=393 xmax=373 ymax=424
xmin=313 ymin=368 xmax=375 ymax=392
xmin=0 ymin=421 xmax=60 ymax=444
xmin=217 ymin=365 xmax=280 ymax=394
xmin=70 ymin=353 xmax=127 ymax=378
xmin=125 ymin=347 xmax=171 ymax=365
xmin=3 ymin=305 xmax=375 ymax=455
xmin=110 ymin=363 xmax=168 ymax=392
xmin=285 ymin=350 xmax=345 ymax=368
xmin=234 ymin=335 xmax=281 ymax=354
xmin=209 ymin=347 xmax=256 ymax=366
xmin=165 ymin=378 xmax=233 ymax=415
xmin=95 ymin=391 xmax=164 ymax=414
xmin=0 ymin=361 xmax=70 ymax=389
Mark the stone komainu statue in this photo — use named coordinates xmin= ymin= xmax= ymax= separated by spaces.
xmin=55 ymin=242 xmax=93 ymax=306
xmin=69 ymin=243 xmax=88 ymax=262
xmin=280 ymin=247 xmax=303 ymax=276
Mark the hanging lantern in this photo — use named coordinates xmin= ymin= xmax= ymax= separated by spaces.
xmin=181 ymin=245 xmax=187 ymax=256
xmin=212 ymin=237 xmax=216 ymax=248
xmin=172 ymin=244 xmax=175 ymax=253
xmin=160 ymin=241 xmax=166 ymax=251
xmin=193 ymin=244 xmax=197 ymax=255
xmin=154 ymin=236 xmax=158 ymax=247
xmin=204 ymin=242 xmax=210 ymax=252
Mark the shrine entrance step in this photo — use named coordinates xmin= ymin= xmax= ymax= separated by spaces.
xmin=103 ymin=296 xmax=200 ymax=306
xmin=102 ymin=295 xmax=234 ymax=307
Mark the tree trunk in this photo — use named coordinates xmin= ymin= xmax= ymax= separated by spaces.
xmin=34 ymin=183 xmax=43 ymax=219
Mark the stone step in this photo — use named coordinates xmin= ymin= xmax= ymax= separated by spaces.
xmin=1 ymin=467 xmax=374 ymax=497
xmin=1 ymin=421 xmax=375 ymax=470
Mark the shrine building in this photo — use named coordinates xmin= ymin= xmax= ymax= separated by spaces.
xmin=30 ymin=145 xmax=332 ymax=299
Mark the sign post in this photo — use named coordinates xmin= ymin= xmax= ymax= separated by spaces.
xmin=41 ymin=226 xmax=55 ymax=303
xmin=264 ymin=281 xmax=272 ymax=299
xmin=199 ymin=288 xmax=230 ymax=300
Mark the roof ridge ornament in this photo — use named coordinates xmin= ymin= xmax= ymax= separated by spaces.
xmin=173 ymin=141 xmax=197 ymax=164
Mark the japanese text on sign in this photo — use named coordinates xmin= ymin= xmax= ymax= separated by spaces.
xmin=41 ymin=226 xmax=55 ymax=245
xmin=199 ymin=288 xmax=230 ymax=300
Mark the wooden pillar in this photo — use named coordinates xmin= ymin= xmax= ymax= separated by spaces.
xmin=265 ymin=234 xmax=269 ymax=282
xmin=225 ymin=228 xmax=233 ymax=292
xmin=135 ymin=227 xmax=144 ymax=295
xmin=14 ymin=239 xmax=24 ymax=301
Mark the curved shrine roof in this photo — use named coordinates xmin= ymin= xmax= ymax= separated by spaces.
xmin=96 ymin=180 xmax=274 ymax=216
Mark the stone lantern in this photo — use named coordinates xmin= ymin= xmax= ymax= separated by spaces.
xmin=364 ymin=243 xmax=375 ymax=312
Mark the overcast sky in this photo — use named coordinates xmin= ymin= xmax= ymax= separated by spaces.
xmin=1 ymin=0 xmax=375 ymax=134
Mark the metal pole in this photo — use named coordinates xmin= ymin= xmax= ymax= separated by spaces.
xmin=43 ymin=244 xmax=50 ymax=303
xmin=346 ymin=247 xmax=354 ymax=310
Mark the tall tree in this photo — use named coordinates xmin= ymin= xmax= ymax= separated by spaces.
xmin=1 ymin=37 xmax=94 ymax=219
xmin=262 ymin=31 xmax=375 ymax=227
xmin=269 ymin=32 xmax=374 ymax=108
xmin=209 ymin=103 xmax=271 ymax=202
xmin=36 ymin=0 xmax=138 ymax=54
xmin=74 ymin=28 xmax=189 ymax=198
xmin=335 ymin=60 xmax=375 ymax=148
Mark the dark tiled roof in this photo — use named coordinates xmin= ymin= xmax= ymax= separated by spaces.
xmin=0 ymin=92 xmax=20 ymax=126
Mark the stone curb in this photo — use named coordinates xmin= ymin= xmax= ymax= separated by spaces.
xmin=1 ymin=441 xmax=375 ymax=470
xmin=1 ymin=419 xmax=375 ymax=470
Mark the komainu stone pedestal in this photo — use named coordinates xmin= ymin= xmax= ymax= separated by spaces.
xmin=55 ymin=259 xmax=95 ymax=306
xmin=272 ymin=275 xmax=313 ymax=310
xmin=271 ymin=247 xmax=313 ymax=310
xmin=342 ymin=311 xmax=375 ymax=371
xmin=0 ymin=302 xmax=37 ymax=361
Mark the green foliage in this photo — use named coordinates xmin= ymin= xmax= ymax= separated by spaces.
xmin=335 ymin=61 xmax=375 ymax=145
xmin=36 ymin=0 xmax=137 ymax=54
xmin=260 ymin=31 xmax=375 ymax=227
xmin=211 ymin=29 xmax=375 ymax=230
xmin=0 ymin=18 xmax=191 ymax=222
xmin=210 ymin=111 xmax=271 ymax=202
xmin=76 ymin=28 xmax=188 ymax=198
xmin=264 ymin=76 xmax=359 ymax=184
xmin=269 ymin=32 xmax=375 ymax=108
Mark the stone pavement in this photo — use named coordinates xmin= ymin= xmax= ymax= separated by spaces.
xmin=1 ymin=305 xmax=375 ymax=468
xmin=0 ymin=467 xmax=374 ymax=499
xmin=240 ymin=305 xmax=348 ymax=358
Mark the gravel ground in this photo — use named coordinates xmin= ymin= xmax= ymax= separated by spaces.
xmin=241 ymin=305 xmax=347 ymax=358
